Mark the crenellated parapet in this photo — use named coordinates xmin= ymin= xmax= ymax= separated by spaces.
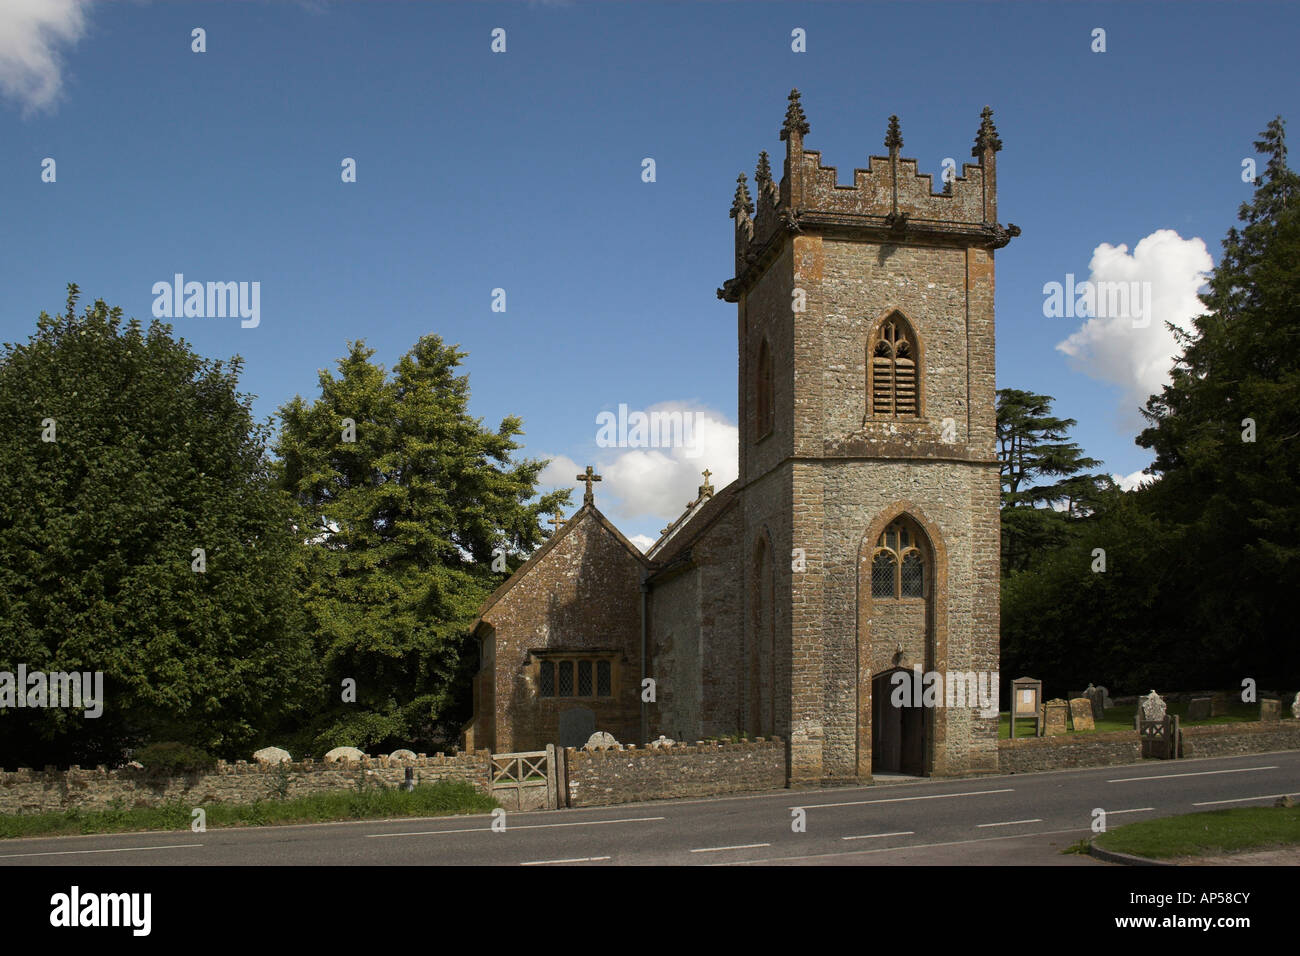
xmin=719 ymin=90 xmax=1020 ymax=301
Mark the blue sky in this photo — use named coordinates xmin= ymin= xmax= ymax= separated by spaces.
xmin=2 ymin=1 xmax=1296 ymax=546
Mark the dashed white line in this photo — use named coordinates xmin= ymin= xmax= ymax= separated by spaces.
xmin=976 ymin=818 xmax=1042 ymax=828
xmin=689 ymin=843 xmax=771 ymax=853
xmin=1108 ymin=807 xmax=1155 ymax=815
xmin=1193 ymin=793 xmax=1295 ymax=807
xmin=713 ymin=826 xmax=1090 ymax=865
xmin=367 ymin=815 xmax=665 ymax=838
xmin=1108 ymin=766 xmax=1278 ymax=783
xmin=520 ymin=856 xmax=611 ymax=866
xmin=0 ymin=843 xmax=202 ymax=859
xmin=842 ymin=831 xmax=915 ymax=841
xmin=793 ymin=788 xmax=1013 ymax=810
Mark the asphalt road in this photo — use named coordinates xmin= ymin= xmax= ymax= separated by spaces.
xmin=2 ymin=751 xmax=1296 ymax=866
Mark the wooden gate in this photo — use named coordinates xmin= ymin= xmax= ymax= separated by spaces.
xmin=491 ymin=745 xmax=561 ymax=810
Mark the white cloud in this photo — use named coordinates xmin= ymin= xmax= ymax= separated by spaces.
xmin=627 ymin=534 xmax=656 ymax=553
xmin=1055 ymin=230 xmax=1213 ymax=422
xmin=537 ymin=402 xmax=739 ymax=530
xmin=1111 ymin=469 xmax=1155 ymax=492
xmin=0 ymin=0 xmax=89 ymax=115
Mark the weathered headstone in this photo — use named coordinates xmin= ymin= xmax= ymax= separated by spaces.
xmin=324 ymin=746 xmax=365 ymax=763
xmin=1043 ymin=699 xmax=1069 ymax=735
xmin=1187 ymin=697 xmax=1212 ymax=722
xmin=253 ymin=746 xmax=292 ymax=764
xmin=1211 ymin=691 xmax=1229 ymax=717
xmin=1139 ymin=690 xmax=1167 ymax=722
xmin=1068 ymin=698 xmax=1095 ymax=732
xmin=649 ymin=735 xmax=676 ymax=749
xmin=1260 ymin=698 xmax=1281 ymax=722
xmin=1085 ymin=684 xmax=1107 ymax=721
xmin=388 ymin=749 xmax=417 ymax=762
xmin=584 ymin=731 xmax=619 ymax=750
xmin=1292 ymin=691 xmax=1300 ymax=720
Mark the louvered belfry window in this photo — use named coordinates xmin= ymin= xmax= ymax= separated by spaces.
xmin=870 ymin=315 xmax=919 ymax=418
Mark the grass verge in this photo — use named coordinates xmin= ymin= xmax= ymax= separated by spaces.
xmin=1093 ymin=805 xmax=1300 ymax=859
xmin=0 ymin=780 xmax=498 ymax=840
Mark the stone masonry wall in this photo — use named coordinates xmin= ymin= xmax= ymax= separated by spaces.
xmin=1181 ymin=719 xmax=1300 ymax=758
xmin=0 ymin=752 xmax=492 ymax=815
xmin=564 ymin=738 xmax=786 ymax=808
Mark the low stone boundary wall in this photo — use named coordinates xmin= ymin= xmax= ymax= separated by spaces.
xmin=0 ymin=751 xmax=493 ymax=815
xmin=564 ymin=738 xmax=786 ymax=807
xmin=998 ymin=730 xmax=1142 ymax=773
xmin=999 ymin=719 xmax=1300 ymax=773
xmin=1181 ymin=719 xmax=1300 ymax=758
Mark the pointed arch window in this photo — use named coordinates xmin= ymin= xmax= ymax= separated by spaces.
xmin=756 ymin=338 xmax=774 ymax=439
xmin=869 ymin=313 xmax=919 ymax=419
xmin=870 ymin=519 xmax=926 ymax=600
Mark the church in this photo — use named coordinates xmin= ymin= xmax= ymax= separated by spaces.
xmin=461 ymin=91 xmax=1018 ymax=785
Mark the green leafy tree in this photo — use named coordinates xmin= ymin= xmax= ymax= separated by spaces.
xmin=996 ymin=388 xmax=1109 ymax=575
xmin=1137 ymin=117 xmax=1300 ymax=687
xmin=275 ymin=336 xmax=568 ymax=754
xmin=0 ymin=287 xmax=316 ymax=767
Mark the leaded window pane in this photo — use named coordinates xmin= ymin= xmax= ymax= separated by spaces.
xmin=597 ymin=660 xmax=611 ymax=697
xmin=578 ymin=660 xmax=593 ymax=696
xmin=901 ymin=551 xmax=924 ymax=597
xmin=540 ymin=661 xmax=554 ymax=697
xmin=558 ymin=660 xmax=573 ymax=696
xmin=872 ymin=551 xmax=897 ymax=598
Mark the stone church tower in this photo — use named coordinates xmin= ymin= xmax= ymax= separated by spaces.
xmin=717 ymin=91 xmax=1019 ymax=784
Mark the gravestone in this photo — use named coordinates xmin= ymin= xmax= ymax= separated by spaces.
xmin=649 ymin=735 xmax=676 ymax=749
xmin=324 ymin=746 xmax=365 ymax=763
xmin=1043 ymin=699 xmax=1069 ymax=736
xmin=388 ymin=749 xmax=417 ymax=762
xmin=1211 ymin=691 xmax=1229 ymax=717
xmin=1069 ymin=698 xmax=1095 ymax=732
xmin=1139 ymin=690 xmax=1167 ymax=723
xmin=1085 ymin=684 xmax=1108 ymax=721
xmin=1187 ymin=697 xmax=1212 ymax=722
xmin=253 ymin=747 xmax=292 ymax=764
xmin=584 ymin=731 xmax=619 ymax=750
xmin=1292 ymin=691 xmax=1300 ymax=719
xmin=1260 ymin=698 xmax=1281 ymax=722
xmin=558 ymin=706 xmax=595 ymax=749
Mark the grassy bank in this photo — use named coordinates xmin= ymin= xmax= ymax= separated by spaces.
xmin=1093 ymin=805 xmax=1300 ymax=859
xmin=0 ymin=780 xmax=498 ymax=840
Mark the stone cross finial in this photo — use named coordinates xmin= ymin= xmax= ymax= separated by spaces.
xmin=546 ymin=510 xmax=565 ymax=535
xmin=780 ymin=88 xmax=810 ymax=141
xmin=730 ymin=173 xmax=754 ymax=220
xmin=972 ymin=105 xmax=1002 ymax=157
xmin=576 ymin=465 xmax=602 ymax=505
xmin=698 ymin=468 xmax=714 ymax=499
xmin=885 ymin=114 xmax=903 ymax=151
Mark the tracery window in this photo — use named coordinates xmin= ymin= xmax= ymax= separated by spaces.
xmin=869 ymin=313 xmax=919 ymax=418
xmin=870 ymin=520 xmax=926 ymax=599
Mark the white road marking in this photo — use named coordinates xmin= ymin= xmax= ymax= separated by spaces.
xmin=0 ymin=843 xmax=202 ymax=860
xmin=367 ymin=815 xmax=665 ymax=838
xmin=689 ymin=843 xmax=771 ymax=853
xmin=841 ymin=831 xmax=915 ymax=841
xmin=712 ymin=826 xmax=1090 ymax=865
xmin=1192 ymin=793 xmax=1295 ymax=807
xmin=1108 ymin=766 xmax=1278 ymax=783
xmin=976 ymin=818 xmax=1042 ymax=828
xmin=1108 ymin=808 xmax=1155 ymax=815
xmin=520 ymin=856 xmax=611 ymax=866
xmin=793 ymin=788 xmax=1013 ymax=810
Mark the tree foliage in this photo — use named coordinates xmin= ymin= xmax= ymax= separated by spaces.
xmin=0 ymin=287 xmax=316 ymax=766
xmin=274 ymin=336 xmax=568 ymax=753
